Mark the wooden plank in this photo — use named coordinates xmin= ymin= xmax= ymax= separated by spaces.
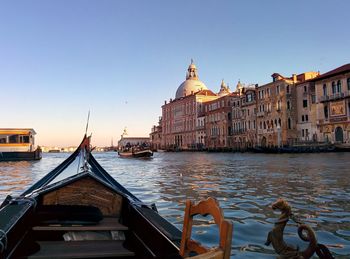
xmin=33 ymin=218 xmax=128 ymax=231
xmin=28 ymin=240 xmax=135 ymax=258
xmin=42 ymin=177 xmax=123 ymax=217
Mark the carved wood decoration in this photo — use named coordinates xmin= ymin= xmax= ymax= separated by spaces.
xmin=41 ymin=176 xmax=123 ymax=217
xmin=179 ymin=197 xmax=233 ymax=259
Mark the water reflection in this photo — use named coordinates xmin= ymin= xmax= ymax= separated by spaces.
xmin=0 ymin=152 xmax=349 ymax=258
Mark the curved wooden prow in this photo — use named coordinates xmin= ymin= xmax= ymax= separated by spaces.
xmin=179 ymin=197 xmax=233 ymax=259
xmin=81 ymin=134 xmax=92 ymax=152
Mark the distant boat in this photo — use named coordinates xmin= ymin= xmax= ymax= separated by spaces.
xmin=0 ymin=128 xmax=42 ymax=161
xmin=48 ymin=149 xmax=61 ymax=153
xmin=118 ymin=148 xmax=153 ymax=158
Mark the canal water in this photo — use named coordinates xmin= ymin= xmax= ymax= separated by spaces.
xmin=0 ymin=152 xmax=349 ymax=258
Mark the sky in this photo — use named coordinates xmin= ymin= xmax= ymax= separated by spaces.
xmin=1 ymin=0 xmax=349 ymax=146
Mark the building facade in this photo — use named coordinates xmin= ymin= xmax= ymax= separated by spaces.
xmin=161 ymin=61 xmax=218 ymax=150
xmin=154 ymin=62 xmax=350 ymax=151
xmin=314 ymin=64 xmax=350 ymax=143
xmin=150 ymin=117 xmax=162 ymax=150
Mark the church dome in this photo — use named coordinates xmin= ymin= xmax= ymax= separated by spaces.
xmin=175 ymin=60 xmax=208 ymax=99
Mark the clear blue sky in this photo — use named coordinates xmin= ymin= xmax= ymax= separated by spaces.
xmin=1 ymin=0 xmax=349 ymax=146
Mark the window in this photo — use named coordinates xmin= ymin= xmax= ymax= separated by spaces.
xmin=337 ymin=80 xmax=342 ymax=93
xmin=348 ymin=78 xmax=350 ymax=90
xmin=246 ymin=93 xmax=252 ymax=102
xmin=286 ymin=85 xmax=290 ymax=93
xmin=287 ymin=101 xmax=290 ymax=110
xmin=302 ymin=129 xmax=305 ymax=137
xmin=323 ymin=84 xmax=327 ymax=96
xmin=288 ymin=118 xmax=291 ymax=129
xmin=304 ymin=85 xmax=307 ymax=93
xmin=332 ymin=81 xmax=336 ymax=94
xmin=278 ymin=118 xmax=281 ymax=126
xmin=311 ymin=95 xmax=316 ymax=104
xmin=277 ymin=100 xmax=281 ymax=110
xmin=276 ymin=85 xmax=280 ymax=94
xmin=303 ymin=99 xmax=308 ymax=108
xmin=302 ymin=115 xmax=304 ymax=122
xmin=324 ymin=105 xmax=328 ymax=119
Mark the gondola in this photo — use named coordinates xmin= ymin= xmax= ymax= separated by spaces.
xmin=0 ymin=135 xmax=232 ymax=259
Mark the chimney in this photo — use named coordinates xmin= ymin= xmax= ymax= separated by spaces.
xmin=292 ymin=74 xmax=297 ymax=83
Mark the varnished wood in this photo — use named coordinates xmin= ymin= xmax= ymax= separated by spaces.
xmin=28 ymin=240 xmax=135 ymax=258
xmin=42 ymin=177 xmax=123 ymax=217
xmin=179 ymin=197 xmax=233 ymax=259
xmin=33 ymin=217 xmax=128 ymax=231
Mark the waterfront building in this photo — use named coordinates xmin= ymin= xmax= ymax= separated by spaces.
xmin=239 ymin=85 xmax=258 ymax=148
xmin=314 ymin=64 xmax=350 ymax=143
xmin=150 ymin=117 xmax=163 ymax=150
xmin=161 ymin=61 xmax=218 ymax=150
xmin=256 ymin=72 xmax=318 ymax=147
xmin=295 ymin=74 xmax=320 ymax=142
xmin=204 ymin=80 xmax=235 ymax=150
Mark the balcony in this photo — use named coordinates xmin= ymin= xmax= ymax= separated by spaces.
xmin=320 ymin=92 xmax=349 ymax=102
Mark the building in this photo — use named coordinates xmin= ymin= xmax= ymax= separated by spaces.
xmin=295 ymin=78 xmax=319 ymax=142
xmin=150 ymin=117 xmax=162 ymax=150
xmin=314 ymin=64 xmax=350 ymax=143
xmin=204 ymin=80 xmax=234 ymax=150
xmin=255 ymin=72 xmax=318 ymax=147
xmin=161 ymin=61 xmax=218 ymax=150
xmin=239 ymin=86 xmax=258 ymax=148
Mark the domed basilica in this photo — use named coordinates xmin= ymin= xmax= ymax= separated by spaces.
xmin=175 ymin=60 xmax=208 ymax=99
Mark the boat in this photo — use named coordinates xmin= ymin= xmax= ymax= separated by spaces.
xmin=0 ymin=134 xmax=232 ymax=259
xmin=0 ymin=128 xmax=42 ymax=161
xmin=118 ymin=147 xmax=153 ymax=158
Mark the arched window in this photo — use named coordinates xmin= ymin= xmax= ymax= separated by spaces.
xmin=323 ymin=84 xmax=327 ymax=96
xmin=337 ymin=80 xmax=342 ymax=93
xmin=324 ymin=105 xmax=328 ymax=119
xmin=263 ymin=121 xmax=266 ymax=129
xmin=288 ymin=118 xmax=291 ymax=129
xmin=278 ymin=118 xmax=281 ymax=126
xmin=332 ymin=81 xmax=336 ymax=94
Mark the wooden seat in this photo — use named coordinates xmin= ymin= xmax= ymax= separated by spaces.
xmin=28 ymin=240 xmax=135 ymax=258
xmin=33 ymin=217 xmax=128 ymax=231
xmin=179 ymin=197 xmax=233 ymax=259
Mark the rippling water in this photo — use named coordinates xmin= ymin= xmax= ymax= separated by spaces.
xmin=1 ymin=152 xmax=350 ymax=258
